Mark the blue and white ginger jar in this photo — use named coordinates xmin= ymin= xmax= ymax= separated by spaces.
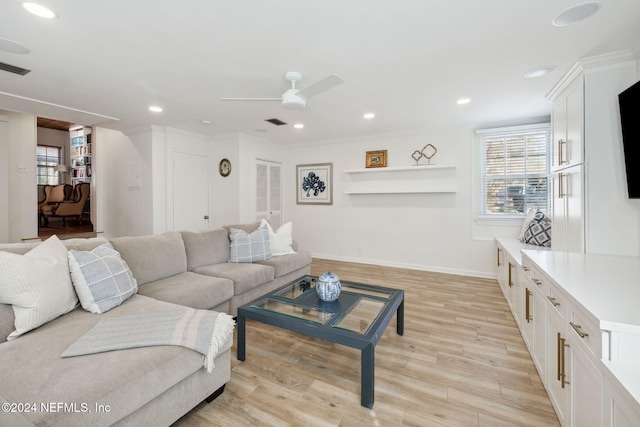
xmin=317 ymin=272 xmax=341 ymax=302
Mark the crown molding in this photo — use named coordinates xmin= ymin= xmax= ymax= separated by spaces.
xmin=546 ymin=50 xmax=637 ymax=102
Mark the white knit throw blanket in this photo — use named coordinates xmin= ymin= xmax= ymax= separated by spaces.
xmin=61 ymin=308 xmax=235 ymax=373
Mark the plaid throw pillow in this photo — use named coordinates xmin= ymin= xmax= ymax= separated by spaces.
xmin=229 ymin=225 xmax=272 ymax=263
xmin=521 ymin=211 xmax=552 ymax=247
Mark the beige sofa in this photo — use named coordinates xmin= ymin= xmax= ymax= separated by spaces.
xmin=0 ymin=222 xmax=311 ymax=426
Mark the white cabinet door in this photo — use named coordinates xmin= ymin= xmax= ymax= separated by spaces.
xmin=531 ymin=289 xmax=547 ymax=382
xmin=551 ymin=166 xmax=584 ymax=252
xmin=571 ymin=338 xmax=603 ymax=427
xmin=548 ymin=313 xmax=572 ymax=426
xmin=551 ymin=75 xmax=583 ymax=173
xmin=552 ymin=97 xmax=567 ymax=171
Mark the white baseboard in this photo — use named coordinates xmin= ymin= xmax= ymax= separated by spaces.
xmin=311 ymin=253 xmax=497 ymax=280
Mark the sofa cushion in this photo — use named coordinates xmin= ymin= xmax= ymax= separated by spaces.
xmin=229 ymin=226 xmax=272 ymax=263
xmin=260 ymin=219 xmax=296 ymax=256
xmin=69 ymin=242 xmax=138 ymax=314
xmin=0 ymin=235 xmax=79 ymax=340
xmin=181 ymin=228 xmax=230 ymax=270
xmin=110 ymin=232 xmax=187 ymax=286
xmin=0 ymin=241 xmax=39 ymax=255
xmin=193 ymin=263 xmax=275 ymax=296
xmin=0 ymin=294 xmax=232 ymax=427
xmin=257 ymin=250 xmax=313 ymax=278
xmin=63 ymin=236 xmax=109 ymax=251
xmin=137 ymin=272 xmax=234 ymax=310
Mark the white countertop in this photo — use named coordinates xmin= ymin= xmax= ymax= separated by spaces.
xmin=496 ymin=237 xmax=550 ymax=266
xmin=602 ymin=360 xmax=640 ymax=408
xmin=521 ymin=250 xmax=640 ymax=335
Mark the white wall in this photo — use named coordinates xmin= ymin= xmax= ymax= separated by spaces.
xmin=286 ymin=127 xmax=497 ymax=278
xmin=0 ymin=114 xmax=9 ymax=242
xmin=3 ymin=111 xmax=38 ymax=242
xmin=210 ymin=134 xmax=241 ymax=227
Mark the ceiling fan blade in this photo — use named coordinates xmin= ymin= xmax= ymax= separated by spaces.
xmin=296 ymin=74 xmax=344 ymax=99
xmin=220 ymin=97 xmax=282 ymax=101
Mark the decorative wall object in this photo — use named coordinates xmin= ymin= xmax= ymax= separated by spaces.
xmin=411 ymin=144 xmax=438 ymax=165
xmin=296 ymin=163 xmax=333 ymax=205
xmin=366 ymin=150 xmax=387 ymax=168
xmin=218 ymin=158 xmax=231 ymax=177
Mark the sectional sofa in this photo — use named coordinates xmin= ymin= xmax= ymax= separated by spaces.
xmin=0 ymin=221 xmax=311 ymax=426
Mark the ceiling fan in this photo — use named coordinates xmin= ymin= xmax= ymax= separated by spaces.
xmin=221 ymin=71 xmax=344 ymax=110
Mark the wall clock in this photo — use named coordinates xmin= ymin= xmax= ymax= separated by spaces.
xmin=219 ymin=158 xmax=231 ymax=177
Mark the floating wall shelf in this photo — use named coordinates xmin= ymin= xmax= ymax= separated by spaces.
xmin=343 ymin=164 xmax=457 ymax=174
xmin=342 ymin=165 xmax=457 ymax=195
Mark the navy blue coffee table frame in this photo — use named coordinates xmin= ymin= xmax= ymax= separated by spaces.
xmin=236 ymin=275 xmax=404 ymax=408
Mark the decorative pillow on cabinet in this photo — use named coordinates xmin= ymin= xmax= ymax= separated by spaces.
xmin=521 ymin=211 xmax=552 ymax=247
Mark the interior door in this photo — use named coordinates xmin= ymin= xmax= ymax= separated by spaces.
xmin=256 ymin=159 xmax=282 ymax=228
xmin=172 ymin=151 xmax=209 ymax=231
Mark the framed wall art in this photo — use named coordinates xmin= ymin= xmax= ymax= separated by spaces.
xmin=296 ymin=163 xmax=333 ymax=205
xmin=366 ymin=150 xmax=387 ymax=168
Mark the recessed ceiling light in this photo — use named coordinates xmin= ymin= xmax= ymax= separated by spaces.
xmin=294 ymin=123 xmax=304 ymax=129
xmin=524 ymin=66 xmax=556 ymax=78
xmin=149 ymin=106 xmax=163 ymax=113
xmin=363 ymin=113 xmax=375 ymax=119
xmin=0 ymin=38 xmax=30 ymax=54
xmin=201 ymin=119 xmax=211 ymax=124
xmin=553 ymin=2 xmax=600 ymax=26
xmin=456 ymin=98 xmax=471 ymax=105
xmin=21 ymin=2 xmax=58 ymax=19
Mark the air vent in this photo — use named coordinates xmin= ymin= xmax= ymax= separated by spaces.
xmin=0 ymin=62 xmax=31 ymax=76
xmin=265 ymin=118 xmax=287 ymax=126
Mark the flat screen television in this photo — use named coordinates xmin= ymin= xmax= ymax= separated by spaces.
xmin=618 ymin=80 xmax=640 ymax=199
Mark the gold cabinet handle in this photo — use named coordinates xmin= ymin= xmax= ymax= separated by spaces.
xmin=561 ymin=336 xmax=570 ymax=388
xmin=570 ymin=322 xmax=589 ymax=338
xmin=522 ymin=266 xmax=530 ymax=272
xmin=547 ymin=296 xmax=560 ymax=307
xmin=497 ymin=247 xmax=501 ymax=267
xmin=558 ymin=139 xmax=566 ymax=165
xmin=557 ymin=332 xmax=562 ymax=381
xmin=508 ymin=262 xmax=513 ymax=288
xmin=525 ymin=289 xmax=532 ymax=323
xmin=532 ymin=278 xmax=542 ymax=286
xmin=558 ymin=172 xmax=565 ymax=199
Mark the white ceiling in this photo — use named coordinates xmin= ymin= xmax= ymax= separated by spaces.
xmin=1 ymin=1 xmax=639 ymax=145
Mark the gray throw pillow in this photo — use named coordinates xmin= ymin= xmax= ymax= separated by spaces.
xmin=229 ymin=225 xmax=272 ymax=263
xmin=68 ymin=242 xmax=138 ymax=314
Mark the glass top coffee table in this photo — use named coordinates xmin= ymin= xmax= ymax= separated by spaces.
xmin=236 ymin=275 xmax=404 ymax=408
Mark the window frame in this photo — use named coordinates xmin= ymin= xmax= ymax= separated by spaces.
xmin=36 ymin=144 xmax=63 ymax=186
xmin=475 ymin=122 xmax=551 ymax=221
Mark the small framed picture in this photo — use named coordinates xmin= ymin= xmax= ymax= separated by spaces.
xmin=366 ymin=150 xmax=387 ymax=168
xmin=296 ymin=163 xmax=333 ymax=205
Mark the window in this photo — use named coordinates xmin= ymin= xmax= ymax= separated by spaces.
xmin=36 ymin=145 xmax=62 ymax=185
xmin=476 ymin=123 xmax=550 ymax=217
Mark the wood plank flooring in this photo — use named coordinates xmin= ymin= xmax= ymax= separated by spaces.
xmin=173 ymin=259 xmax=560 ymax=427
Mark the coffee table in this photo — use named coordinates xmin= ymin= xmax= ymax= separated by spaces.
xmin=236 ymin=275 xmax=404 ymax=408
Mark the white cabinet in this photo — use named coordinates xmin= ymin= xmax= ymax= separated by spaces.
xmin=602 ymin=363 xmax=640 ymax=427
xmin=551 ymin=75 xmax=584 ymax=172
xmin=547 ymin=312 xmax=572 ymax=426
xmin=547 ymin=53 xmax=639 ymax=256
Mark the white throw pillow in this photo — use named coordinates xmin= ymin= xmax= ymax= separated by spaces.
xmin=517 ymin=207 xmax=538 ymax=240
xmin=0 ymin=235 xmax=78 ymax=340
xmin=260 ymin=219 xmax=296 ymax=256
xmin=68 ymin=242 xmax=138 ymax=314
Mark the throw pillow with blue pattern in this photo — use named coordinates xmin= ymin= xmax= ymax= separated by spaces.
xmin=521 ymin=211 xmax=552 ymax=247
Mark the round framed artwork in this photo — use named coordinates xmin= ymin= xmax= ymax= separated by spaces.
xmin=219 ymin=158 xmax=231 ymax=177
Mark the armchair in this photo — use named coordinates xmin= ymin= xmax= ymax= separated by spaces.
xmin=38 ymin=184 xmax=72 ymax=226
xmin=42 ymin=183 xmax=90 ymax=226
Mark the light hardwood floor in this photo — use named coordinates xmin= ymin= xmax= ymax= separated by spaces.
xmin=173 ymin=259 xmax=560 ymax=427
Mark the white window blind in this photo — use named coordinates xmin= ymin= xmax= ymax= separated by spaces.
xmin=476 ymin=123 xmax=550 ymax=217
xmin=36 ymin=145 xmax=62 ymax=185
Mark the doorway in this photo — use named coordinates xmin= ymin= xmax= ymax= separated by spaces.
xmin=37 ymin=118 xmax=94 ymax=238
